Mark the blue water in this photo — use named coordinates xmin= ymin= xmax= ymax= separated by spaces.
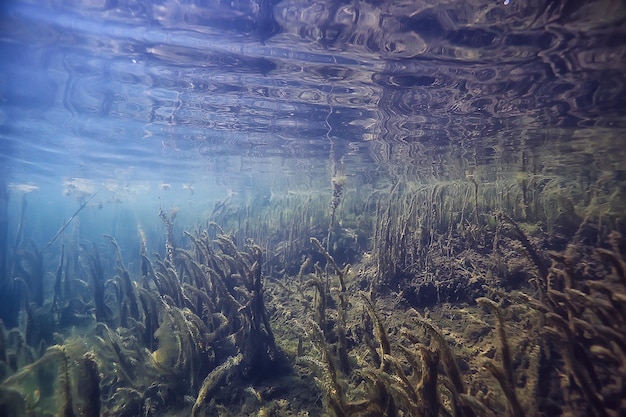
xmin=2 ymin=0 xmax=624 ymax=237
xmin=1 ymin=0 xmax=626 ymax=415
xmin=3 ymin=0 xmax=624 ymax=183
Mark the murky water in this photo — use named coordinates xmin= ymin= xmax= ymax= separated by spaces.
xmin=1 ymin=1 xmax=625 ymax=416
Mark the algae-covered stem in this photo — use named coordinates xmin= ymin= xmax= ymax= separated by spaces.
xmin=324 ymin=52 xmax=348 ymax=254
xmin=311 ymin=236 xmax=351 ymax=374
xmin=327 ymin=174 xmax=346 ymax=253
xmin=326 ymin=76 xmax=336 ymax=253
xmin=158 ymin=206 xmax=178 ymax=265
xmin=45 ymin=193 xmax=97 ymax=251
xmin=0 ymin=173 xmax=7 ymax=283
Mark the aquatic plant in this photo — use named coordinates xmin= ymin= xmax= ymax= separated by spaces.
xmin=327 ymin=175 xmax=347 ymax=252
xmin=537 ymin=231 xmax=626 ymax=417
xmin=0 ymin=345 xmax=75 ymax=417
xmin=294 ymin=235 xmax=471 ymax=416
xmin=158 ymin=207 xmax=178 ymax=265
xmin=1 ymin=171 xmax=624 ymax=417
xmin=0 ymin=207 xmax=292 ymax=416
xmin=192 ymin=353 xmax=243 ymax=417
xmin=310 ymin=237 xmax=351 ymax=374
xmin=45 ymin=194 xmax=96 ymax=251
xmin=476 ymin=297 xmax=524 ymax=417
xmin=291 ymin=210 xmax=626 ymax=417
xmin=298 ymin=317 xmax=378 ymax=417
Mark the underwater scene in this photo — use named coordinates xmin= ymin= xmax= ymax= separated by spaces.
xmin=1 ymin=0 xmax=626 ymax=416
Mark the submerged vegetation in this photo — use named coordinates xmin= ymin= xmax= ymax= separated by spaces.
xmin=0 ymin=144 xmax=625 ymax=416
xmin=0 ymin=207 xmax=286 ymax=416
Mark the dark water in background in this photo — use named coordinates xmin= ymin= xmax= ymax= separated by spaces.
xmin=1 ymin=0 xmax=626 ymax=415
